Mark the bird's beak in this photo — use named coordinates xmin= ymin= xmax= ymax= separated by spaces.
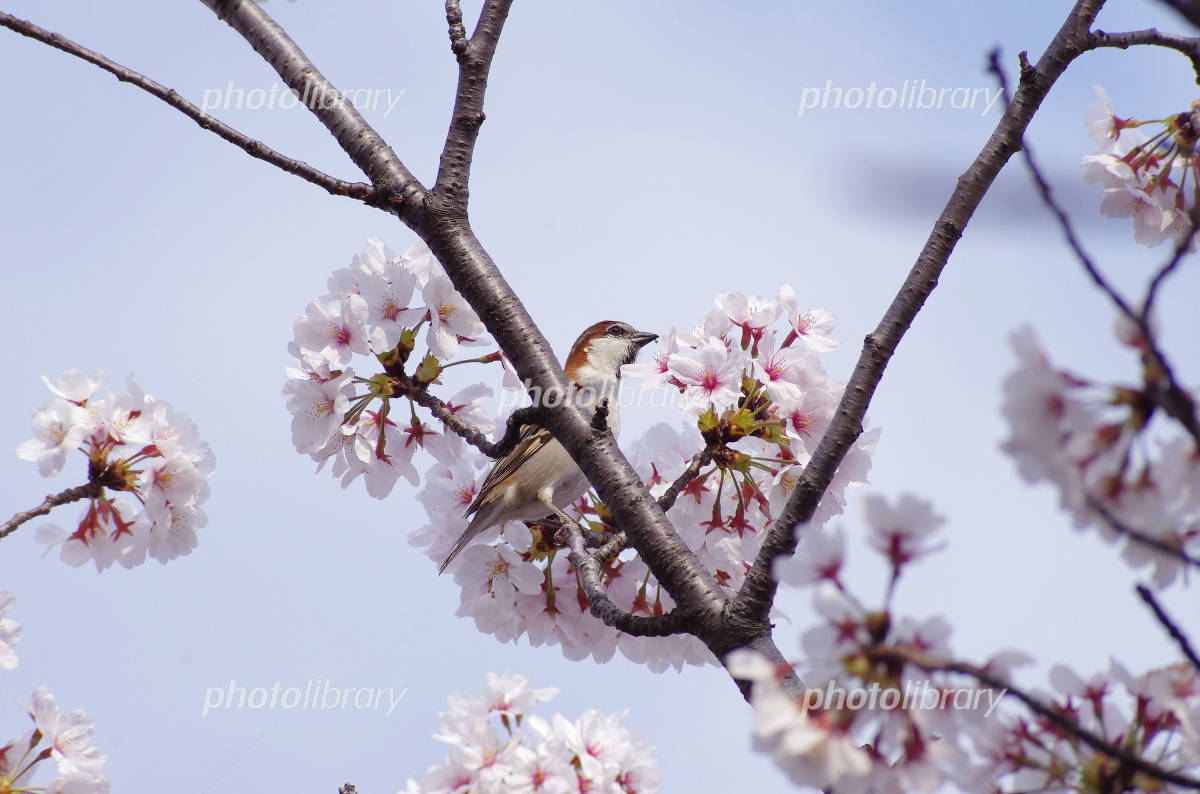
xmin=632 ymin=330 xmax=658 ymax=348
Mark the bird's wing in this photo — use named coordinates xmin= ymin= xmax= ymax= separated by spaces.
xmin=465 ymin=424 xmax=554 ymax=517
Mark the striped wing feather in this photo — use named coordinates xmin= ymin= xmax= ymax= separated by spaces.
xmin=465 ymin=425 xmax=554 ymax=516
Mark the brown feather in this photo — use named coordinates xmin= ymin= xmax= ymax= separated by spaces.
xmin=564 ymin=320 xmax=621 ymax=380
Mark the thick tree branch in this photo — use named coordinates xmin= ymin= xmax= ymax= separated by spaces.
xmin=882 ymin=646 xmax=1200 ymax=790
xmin=416 ymin=203 xmax=735 ymax=658
xmin=588 ymin=443 xmax=719 ymax=564
xmin=732 ymin=0 xmax=1107 ymax=629
xmin=0 ymin=11 xmax=381 ymax=204
xmin=1136 ymin=584 xmax=1200 ymax=673
xmin=198 ymin=0 xmax=427 ymax=221
xmin=0 ymin=483 xmax=102 ymax=541
xmin=5 ymin=0 xmax=880 ymax=693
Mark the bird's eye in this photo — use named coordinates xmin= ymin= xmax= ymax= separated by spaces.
xmin=606 ymin=325 xmax=624 ymax=336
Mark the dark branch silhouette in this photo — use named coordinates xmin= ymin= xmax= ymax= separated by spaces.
xmin=882 ymin=645 xmax=1200 ymax=790
xmin=0 ymin=482 xmax=102 ymax=541
xmin=0 ymin=11 xmax=381 ymax=204
xmin=1136 ymin=584 xmax=1200 ymax=673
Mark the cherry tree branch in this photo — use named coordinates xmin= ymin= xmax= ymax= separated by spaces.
xmin=589 ymin=445 xmax=720 ymax=573
xmin=881 ymin=646 xmax=1200 ymax=790
xmin=0 ymin=483 xmax=101 ymax=541
xmin=0 ymin=11 xmax=382 ymax=204
xmin=1089 ymin=497 xmax=1200 ymax=571
xmin=732 ymin=0 xmax=1109 ymax=630
xmin=444 ymin=0 xmax=469 ymax=57
xmin=403 ymin=381 xmax=541 ymax=460
xmin=184 ymin=4 xmax=733 ymax=650
xmin=198 ymin=0 xmax=427 ymax=221
xmin=430 ymin=0 xmax=514 ymax=214
xmin=657 ymin=445 xmax=719 ymax=513
xmin=1136 ymin=584 xmax=1200 ymax=673
xmin=559 ymin=511 xmax=689 ymax=638
xmin=1143 ymin=223 xmax=1196 ymax=320
xmin=985 ymin=48 xmax=1200 ymax=451
xmin=1088 ymin=28 xmax=1200 ymax=83
xmin=408 ymin=11 xmax=738 ymax=663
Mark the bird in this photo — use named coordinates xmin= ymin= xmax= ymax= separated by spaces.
xmin=438 ymin=321 xmax=658 ymax=573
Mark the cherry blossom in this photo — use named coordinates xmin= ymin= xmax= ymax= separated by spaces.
xmin=862 ymin=493 xmax=946 ymax=577
xmin=779 ymin=285 xmax=840 ymax=352
xmin=18 ymin=374 xmax=216 ymax=571
xmin=0 ymin=593 xmax=19 ymax=670
xmin=403 ymin=673 xmax=658 ymax=794
xmin=1081 ymin=86 xmax=1199 ymax=248
xmin=1000 ymin=325 xmax=1200 ymax=588
xmin=422 ymin=274 xmax=487 ymax=360
xmin=666 ymin=337 xmax=747 ymax=416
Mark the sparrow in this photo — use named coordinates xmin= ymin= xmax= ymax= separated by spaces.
xmin=438 ymin=321 xmax=658 ymax=573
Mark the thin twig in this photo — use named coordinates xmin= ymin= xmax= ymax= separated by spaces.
xmin=0 ymin=11 xmax=382 ymax=205
xmin=405 ymin=383 xmax=541 ymax=460
xmin=987 ymin=49 xmax=1138 ymax=321
xmin=1142 ymin=217 xmax=1198 ymax=321
xmin=657 ymin=445 xmax=719 ymax=512
xmin=558 ymin=512 xmax=688 ymax=637
xmin=1136 ymin=584 xmax=1200 ymax=673
xmin=198 ymin=0 xmax=426 ymax=219
xmin=988 ymin=49 xmax=1200 ymax=451
xmin=0 ymin=482 xmax=102 ymax=540
xmin=883 ymin=646 xmax=1200 ymax=790
xmin=1090 ymin=497 xmax=1200 ymax=571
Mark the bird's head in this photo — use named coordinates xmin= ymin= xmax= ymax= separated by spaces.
xmin=564 ymin=321 xmax=658 ymax=385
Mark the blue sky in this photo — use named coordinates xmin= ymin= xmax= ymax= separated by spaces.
xmin=1 ymin=1 xmax=1198 ymax=791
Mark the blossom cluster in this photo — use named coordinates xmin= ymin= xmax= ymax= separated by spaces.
xmin=0 ymin=593 xmax=110 ymax=793
xmin=283 ymin=238 xmax=501 ymax=499
xmin=283 ymin=240 xmax=876 ymax=667
xmin=972 ymin=660 xmax=1200 ymax=793
xmin=734 ymin=493 xmax=1000 ymax=792
xmin=1000 ymin=324 xmax=1200 ymax=587
xmin=735 ymin=494 xmax=1200 ymax=793
xmin=1082 ymin=85 xmax=1199 ymax=248
xmin=17 ymin=371 xmax=216 ymax=571
xmin=408 ymin=286 xmax=877 ymax=668
xmin=400 ymin=672 xmax=657 ymax=794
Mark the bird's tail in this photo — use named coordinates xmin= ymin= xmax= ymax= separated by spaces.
xmin=437 ymin=509 xmax=494 ymax=575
